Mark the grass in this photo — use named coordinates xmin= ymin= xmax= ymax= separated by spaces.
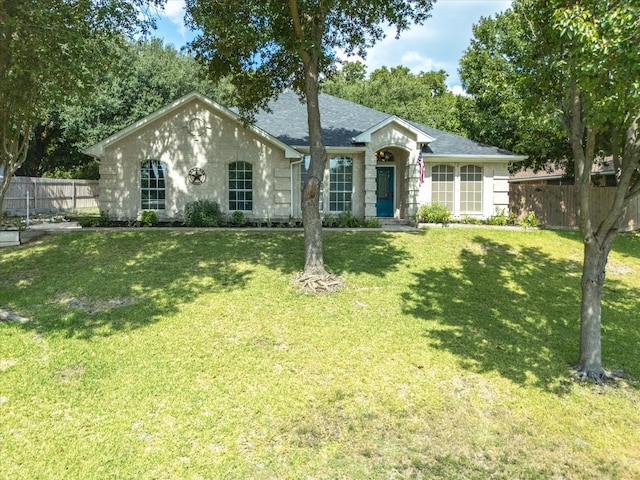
xmin=1 ymin=228 xmax=639 ymax=479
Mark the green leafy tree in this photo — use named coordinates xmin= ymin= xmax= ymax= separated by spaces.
xmin=323 ymin=63 xmax=466 ymax=135
xmin=458 ymin=9 xmax=570 ymax=167
xmin=185 ymin=0 xmax=435 ymax=281
xmin=543 ymin=0 xmax=640 ymax=382
xmin=463 ymin=0 xmax=640 ymax=381
xmin=0 ymin=0 xmax=162 ymax=204
xmin=21 ymin=38 xmax=223 ymax=179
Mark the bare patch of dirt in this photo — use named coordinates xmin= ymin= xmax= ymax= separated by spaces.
xmin=55 ymin=294 xmax=135 ymax=315
xmin=606 ymin=263 xmax=634 ymax=275
xmin=1 ymin=271 xmax=39 ymax=289
xmin=58 ymin=365 xmax=85 ymax=382
xmin=0 ymin=359 xmax=17 ymax=371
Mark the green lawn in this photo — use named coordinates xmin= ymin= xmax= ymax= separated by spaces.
xmin=1 ymin=228 xmax=639 ymax=479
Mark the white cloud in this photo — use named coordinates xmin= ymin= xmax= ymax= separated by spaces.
xmin=399 ymin=52 xmax=439 ymax=74
xmin=161 ymin=0 xmax=187 ymax=37
xmin=449 ymin=85 xmax=469 ymax=97
xmin=348 ymin=1 xmax=511 ymax=90
xmin=162 ymin=0 xmax=186 ymax=21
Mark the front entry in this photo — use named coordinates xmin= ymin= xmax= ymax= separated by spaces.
xmin=376 ymin=166 xmax=394 ymax=217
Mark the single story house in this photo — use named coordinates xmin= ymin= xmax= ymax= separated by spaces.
xmin=84 ymin=91 xmax=526 ymax=222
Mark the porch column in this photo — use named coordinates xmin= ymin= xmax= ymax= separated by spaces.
xmin=407 ymin=146 xmax=422 ymax=219
xmin=364 ymin=144 xmax=377 ymax=218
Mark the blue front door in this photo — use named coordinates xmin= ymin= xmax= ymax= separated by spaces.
xmin=376 ymin=166 xmax=394 ymax=217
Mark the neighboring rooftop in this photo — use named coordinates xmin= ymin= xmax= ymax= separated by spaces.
xmin=509 ymin=161 xmax=616 ymax=183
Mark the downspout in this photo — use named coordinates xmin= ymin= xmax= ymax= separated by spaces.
xmin=290 ymin=157 xmax=303 ymax=218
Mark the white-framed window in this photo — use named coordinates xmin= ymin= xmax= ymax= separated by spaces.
xmin=301 ymin=156 xmax=324 ymax=212
xmin=141 ymin=160 xmax=166 ymax=210
xmin=431 ymin=164 xmax=454 ymax=211
xmin=460 ymin=165 xmax=483 ymax=214
xmin=329 ymin=156 xmax=353 ymax=212
xmin=229 ymin=161 xmax=253 ymax=211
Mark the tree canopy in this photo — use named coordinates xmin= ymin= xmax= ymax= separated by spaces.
xmin=458 ymin=9 xmax=571 ymax=169
xmin=462 ymin=0 xmax=640 ymax=381
xmin=0 ymin=0 xmax=163 ymax=203
xmin=322 ymin=62 xmax=467 ymax=136
xmin=186 ymin=0 xmax=435 ymax=114
xmin=185 ymin=0 xmax=435 ymax=281
xmin=21 ymin=38 xmax=224 ymax=179
xmin=537 ymin=0 xmax=640 ymax=381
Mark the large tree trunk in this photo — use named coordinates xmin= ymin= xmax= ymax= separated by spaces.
xmin=573 ymin=120 xmax=640 ymax=381
xmin=569 ymin=81 xmax=640 ymax=381
xmin=575 ymin=236 xmax=614 ymax=381
xmin=290 ymin=0 xmax=328 ymax=277
xmin=568 ymin=79 xmax=610 ymax=380
xmin=300 ymin=61 xmax=328 ymax=276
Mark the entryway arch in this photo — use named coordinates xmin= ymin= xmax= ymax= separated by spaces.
xmin=374 ymin=146 xmax=411 ymax=218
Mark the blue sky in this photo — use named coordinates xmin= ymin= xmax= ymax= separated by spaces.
xmin=151 ymin=0 xmax=511 ymax=94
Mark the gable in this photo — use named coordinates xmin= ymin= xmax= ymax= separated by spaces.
xmin=84 ymin=92 xmax=300 ymax=160
xmin=353 ymin=117 xmax=435 ymax=146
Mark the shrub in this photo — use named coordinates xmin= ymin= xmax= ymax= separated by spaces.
xmin=519 ymin=211 xmax=540 ymax=228
xmin=321 ymin=212 xmax=363 ymax=228
xmin=322 ymin=213 xmax=338 ymax=228
xmin=184 ymin=200 xmax=224 ymax=227
xmin=365 ymin=218 xmax=381 ymax=228
xmin=486 ymin=208 xmax=518 ymax=226
xmin=78 ymin=210 xmax=110 ymax=228
xmin=338 ymin=211 xmax=363 ymax=228
xmin=77 ymin=217 xmax=93 ymax=228
xmin=140 ymin=210 xmax=158 ymax=227
xmin=415 ymin=203 xmax=451 ymax=224
xmin=461 ymin=216 xmax=482 ymax=225
xmin=231 ymin=210 xmax=247 ymax=227
xmin=1 ymin=215 xmax=24 ymax=231
xmin=486 ymin=208 xmax=509 ymax=226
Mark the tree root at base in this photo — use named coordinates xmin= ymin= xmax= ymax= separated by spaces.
xmin=291 ymin=271 xmax=345 ymax=294
xmin=572 ymin=367 xmax=625 ymax=385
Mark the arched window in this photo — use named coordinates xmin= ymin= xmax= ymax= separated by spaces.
xmin=229 ymin=161 xmax=253 ymax=211
xmin=431 ymin=165 xmax=454 ymax=211
xmin=460 ymin=165 xmax=483 ymax=214
xmin=141 ymin=160 xmax=166 ymax=210
xmin=329 ymin=156 xmax=353 ymax=212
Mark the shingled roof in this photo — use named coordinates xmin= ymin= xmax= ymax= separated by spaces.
xmin=252 ymin=90 xmax=522 ymax=158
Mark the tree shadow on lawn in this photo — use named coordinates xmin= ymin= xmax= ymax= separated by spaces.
xmin=1 ymin=229 xmax=408 ymax=340
xmin=552 ymin=228 xmax=640 ymax=262
xmin=401 ymin=235 xmax=640 ymax=392
xmin=323 ymin=230 xmax=414 ymax=276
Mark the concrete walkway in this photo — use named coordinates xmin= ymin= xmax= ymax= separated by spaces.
xmin=28 ymin=220 xmax=82 ymax=231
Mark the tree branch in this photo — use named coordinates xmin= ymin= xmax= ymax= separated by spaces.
xmin=598 ymin=112 xmax=640 ymax=237
xmin=570 ymin=77 xmax=592 ymax=238
xmin=288 ymin=0 xmax=311 ymax=66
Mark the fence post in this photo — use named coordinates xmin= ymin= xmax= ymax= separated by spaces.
xmin=72 ymin=181 xmax=76 ymax=210
xmin=33 ymin=180 xmax=37 ymax=213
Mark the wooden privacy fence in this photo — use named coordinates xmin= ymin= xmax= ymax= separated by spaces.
xmin=2 ymin=177 xmax=99 ymax=215
xmin=510 ymin=184 xmax=640 ymax=231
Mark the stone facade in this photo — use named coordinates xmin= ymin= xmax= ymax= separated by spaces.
xmin=87 ymin=92 xmax=522 ymax=222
